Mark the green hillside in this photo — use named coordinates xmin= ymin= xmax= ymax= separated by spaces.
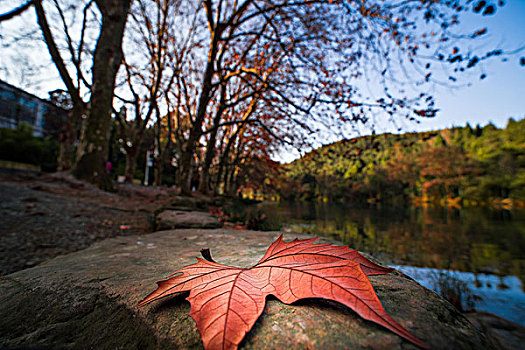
xmin=276 ymin=118 xmax=525 ymax=207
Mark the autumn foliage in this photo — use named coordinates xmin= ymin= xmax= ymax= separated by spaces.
xmin=275 ymin=119 xmax=525 ymax=206
xmin=139 ymin=235 xmax=426 ymax=350
xmin=1 ymin=0 xmax=517 ymax=191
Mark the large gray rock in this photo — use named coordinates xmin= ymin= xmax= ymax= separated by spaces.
xmin=0 ymin=229 xmax=493 ymax=349
xmin=155 ymin=210 xmax=222 ymax=230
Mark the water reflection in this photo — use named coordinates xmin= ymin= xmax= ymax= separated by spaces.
xmin=392 ymin=265 xmax=525 ymax=326
xmin=260 ymin=202 xmax=525 ymax=288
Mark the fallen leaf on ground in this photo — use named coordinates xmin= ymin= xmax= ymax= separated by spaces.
xmin=224 ymin=223 xmax=249 ymax=230
xmin=139 ymin=235 xmax=427 ymax=350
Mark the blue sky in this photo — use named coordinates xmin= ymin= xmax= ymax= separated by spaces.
xmin=277 ymin=1 xmax=525 ymax=162
xmin=413 ymin=0 xmax=525 ymax=132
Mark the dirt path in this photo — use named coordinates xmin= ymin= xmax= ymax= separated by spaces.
xmin=0 ymin=171 xmax=174 ymax=276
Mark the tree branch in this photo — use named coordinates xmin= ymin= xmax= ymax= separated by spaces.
xmin=0 ymin=1 xmax=33 ymax=23
xmin=33 ymin=0 xmax=83 ymax=106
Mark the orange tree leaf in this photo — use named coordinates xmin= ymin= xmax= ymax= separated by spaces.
xmin=139 ymin=235 xmax=427 ymax=350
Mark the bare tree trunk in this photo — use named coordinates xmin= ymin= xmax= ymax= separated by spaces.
xmin=57 ymin=104 xmax=84 ymax=171
xmin=57 ymin=131 xmax=75 ymax=171
xmin=34 ymin=1 xmax=87 ymax=172
xmin=226 ymin=143 xmax=244 ymax=197
xmin=214 ymin=132 xmax=236 ymax=196
xmin=154 ymin=106 xmax=168 ymax=186
xmin=178 ymin=77 xmax=213 ymax=194
xmin=178 ymin=7 xmax=224 ymax=195
xmin=198 ymin=135 xmax=214 ymax=194
xmin=154 ymin=155 xmax=163 ymax=186
xmin=124 ymin=146 xmax=138 ymax=183
xmin=214 ymin=120 xmax=250 ymax=195
xmin=225 ymin=163 xmax=235 ymax=196
xmin=198 ymin=85 xmax=227 ymax=194
xmin=73 ymin=0 xmax=131 ymax=190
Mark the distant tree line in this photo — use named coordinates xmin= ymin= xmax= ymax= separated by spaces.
xmin=275 ymin=118 xmax=525 ymax=207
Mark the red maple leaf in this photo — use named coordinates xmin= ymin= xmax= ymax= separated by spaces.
xmin=139 ymin=235 xmax=427 ymax=350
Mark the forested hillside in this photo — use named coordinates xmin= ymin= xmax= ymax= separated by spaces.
xmin=274 ymin=118 xmax=525 ymax=207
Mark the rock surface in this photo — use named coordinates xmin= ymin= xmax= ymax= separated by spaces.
xmin=466 ymin=311 xmax=525 ymax=350
xmin=0 ymin=172 xmax=163 ymax=276
xmin=155 ymin=210 xmax=222 ymax=230
xmin=0 ymin=229 xmax=493 ymax=349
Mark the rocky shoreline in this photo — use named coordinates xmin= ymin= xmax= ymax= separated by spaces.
xmin=1 ymin=172 xmax=524 ymax=349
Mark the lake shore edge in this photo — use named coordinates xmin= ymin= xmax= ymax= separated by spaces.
xmin=1 ymin=172 xmax=524 ymax=349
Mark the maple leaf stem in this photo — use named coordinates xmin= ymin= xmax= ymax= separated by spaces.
xmin=200 ymin=248 xmax=217 ymax=263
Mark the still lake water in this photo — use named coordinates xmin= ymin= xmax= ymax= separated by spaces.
xmin=257 ymin=201 xmax=525 ymax=325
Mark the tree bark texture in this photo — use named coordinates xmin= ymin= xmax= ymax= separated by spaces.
xmin=124 ymin=146 xmax=138 ymax=183
xmin=73 ymin=0 xmax=132 ymax=190
xmin=57 ymin=104 xmax=85 ymax=171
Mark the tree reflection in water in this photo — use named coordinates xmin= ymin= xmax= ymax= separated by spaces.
xmin=261 ymin=202 xmax=525 ymax=287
